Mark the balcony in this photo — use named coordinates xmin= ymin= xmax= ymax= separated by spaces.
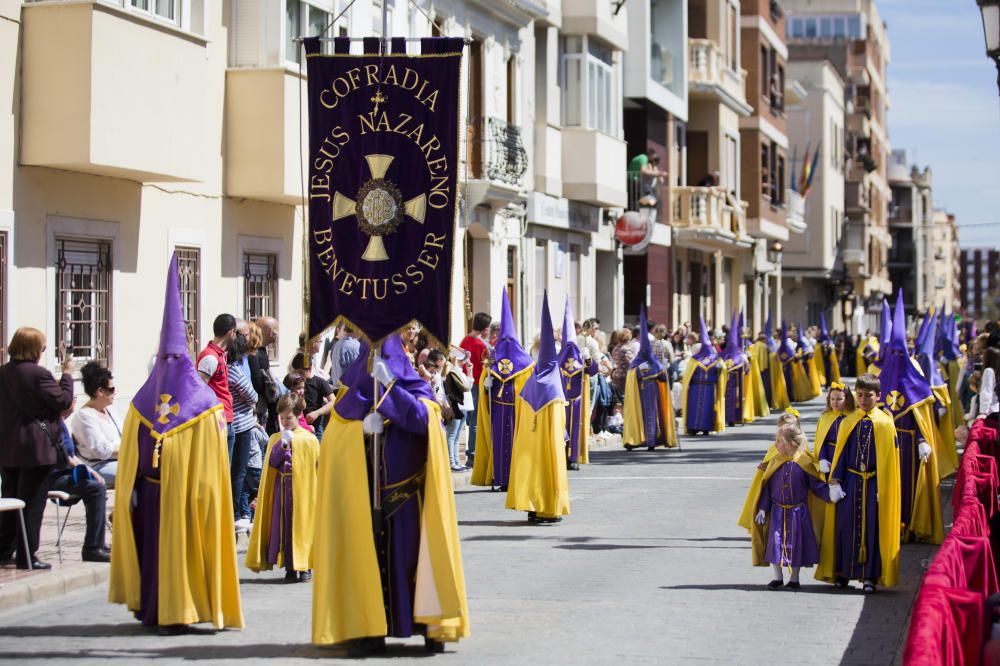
xmin=225 ymin=68 xmax=306 ymax=205
xmin=671 ymin=186 xmax=753 ymax=250
xmin=845 ymin=181 xmax=869 ymax=214
xmin=687 ymin=39 xmax=753 ymax=116
xmin=785 ymin=189 xmax=806 ymax=234
xmin=467 ymin=117 xmax=529 ymax=209
xmin=562 ymin=0 xmax=628 ymax=50
xmin=21 ymin=1 xmax=210 ymax=182
xmin=627 ymin=171 xmax=662 ymax=225
xmin=561 ymin=128 xmax=627 ymax=208
xmin=623 ymin=0 xmax=688 ymax=119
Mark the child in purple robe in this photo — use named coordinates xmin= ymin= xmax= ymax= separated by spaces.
xmin=743 ymin=424 xmax=830 ymax=589
xmin=815 ymin=383 xmax=854 ymax=473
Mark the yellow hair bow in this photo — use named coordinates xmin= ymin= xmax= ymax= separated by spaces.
xmin=829 ymin=382 xmax=846 ymax=391
xmin=785 ymin=407 xmax=800 ymax=417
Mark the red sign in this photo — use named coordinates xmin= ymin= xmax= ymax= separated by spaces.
xmin=615 ymin=211 xmax=651 ymax=247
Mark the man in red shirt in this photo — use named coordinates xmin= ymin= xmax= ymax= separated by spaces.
xmin=197 ymin=314 xmax=238 ymax=460
xmin=459 ymin=312 xmax=492 ymax=469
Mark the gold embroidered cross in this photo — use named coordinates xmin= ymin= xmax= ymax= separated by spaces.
xmin=371 ymin=89 xmax=387 ymax=114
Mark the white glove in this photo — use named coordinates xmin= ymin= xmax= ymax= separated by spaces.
xmin=483 ymin=374 xmax=493 ymax=390
xmin=829 ymin=483 xmax=846 ymax=503
xmin=818 ymin=459 xmax=831 ymax=474
xmin=372 ymin=359 xmax=395 ymax=387
xmin=918 ymin=442 xmax=932 ymax=462
xmin=754 ymin=509 xmax=766 ymax=525
xmin=582 ymin=349 xmax=591 ymax=362
xmin=638 ymin=362 xmax=650 ymax=372
xmin=362 ymin=413 xmax=384 ymax=435
xmin=281 ymin=429 xmax=293 ymax=448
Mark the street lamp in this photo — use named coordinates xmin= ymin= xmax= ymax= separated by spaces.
xmin=977 ymin=0 xmax=1000 ymax=93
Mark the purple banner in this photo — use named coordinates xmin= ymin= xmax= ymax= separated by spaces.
xmin=304 ymin=37 xmax=463 ymax=345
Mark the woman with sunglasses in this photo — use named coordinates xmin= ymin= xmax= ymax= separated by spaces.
xmin=71 ymin=361 xmax=122 ymax=487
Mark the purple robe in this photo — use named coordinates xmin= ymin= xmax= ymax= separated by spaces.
xmin=685 ymin=362 xmax=721 ymax=433
xmin=756 ymin=460 xmax=828 ymax=567
xmin=637 ymin=370 xmax=669 ymax=448
xmin=818 ymin=414 xmax=845 ymax=467
xmin=724 ymin=362 xmax=745 ymax=426
xmin=820 ymin=343 xmax=835 ymax=386
xmin=267 ymin=443 xmax=295 ymax=573
xmin=895 ymin=410 xmax=924 ymax=532
xmin=563 ymin=359 xmax=598 ymax=463
xmin=831 ymin=417 xmax=882 ymax=581
xmin=488 ymin=375 xmax=519 ymax=487
xmin=132 ymin=425 xmax=162 ymax=626
xmin=760 ymin=363 xmax=772 ymax=406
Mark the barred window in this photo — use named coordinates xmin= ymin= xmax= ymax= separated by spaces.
xmin=0 ymin=232 xmax=7 ymax=359
xmin=176 ymin=246 xmax=201 ymax=354
xmin=56 ymin=238 xmax=113 ymax=367
xmin=244 ymin=252 xmax=278 ymax=358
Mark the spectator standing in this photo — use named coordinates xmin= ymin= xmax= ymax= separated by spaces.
xmin=443 ymin=347 xmax=473 ymax=471
xmin=251 ymin=316 xmax=283 ymax=434
xmin=289 ymin=352 xmax=334 ymax=440
xmin=610 ymin=328 xmax=635 ymax=394
xmin=0 ymin=327 xmax=75 ymax=569
xmin=227 ymin=320 xmax=259 ymax=528
xmin=329 ymin=325 xmax=361 ymax=390
xmin=198 ymin=314 xmax=238 ymax=459
xmin=71 ymin=361 xmax=122 ymax=486
xmin=460 ymin=312 xmax=492 ymax=469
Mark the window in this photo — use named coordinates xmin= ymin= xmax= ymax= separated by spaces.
xmin=561 ymin=36 xmax=617 ymax=135
xmin=760 ymin=46 xmax=769 ymax=101
xmin=0 ymin=232 xmax=6 ymax=360
xmin=244 ymin=252 xmax=278 ymax=358
xmin=176 ymin=246 xmax=201 ymax=354
xmin=760 ymin=145 xmax=770 ymax=198
xmin=569 ymin=244 xmax=581 ymax=318
xmin=372 ymin=0 xmax=383 ymax=36
xmin=127 ymin=0 xmax=178 ymax=23
xmin=726 ymin=4 xmax=738 ymax=71
xmin=286 ymin=1 xmax=338 ymax=64
xmin=725 ymin=135 xmax=738 ymax=197
xmin=776 ymin=155 xmax=785 ymax=204
xmin=55 ymin=238 xmax=113 ymax=367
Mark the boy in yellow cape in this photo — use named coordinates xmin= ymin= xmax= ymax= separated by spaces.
xmin=109 ymin=254 xmax=243 ymax=633
xmin=506 ymin=292 xmax=570 ymax=523
xmin=311 ymin=335 xmax=468 ymax=656
xmin=623 ymin=305 xmax=677 ymax=451
xmin=815 ymin=374 xmax=901 ymax=594
xmin=246 ymin=393 xmax=320 ymax=581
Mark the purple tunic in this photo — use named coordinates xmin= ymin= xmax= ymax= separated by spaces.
xmin=818 ymin=414 xmax=845 ymax=467
xmin=756 ymin=460 xmax=828 ymax=567
xmin=684 ymin=362 xmax=721 ymax=433
xmin=831 ymin=416 xmax=882 ymax=581
xmin=488 ymin=374 xmax=520 ymax=487
xmin=562 ymin=358 xmax=598 ymax=462
xmin=267 ymin=442 xmax=295 ymax=573
xmin=132 ymin=425 xmax=162 ymax=626
xmin=896 ymin=410 xmax=923 ymax=532
xmin=724 ymin=363 xmax=745 ymax=426
xmin=637 ymin=370 xmax=668 ymax=448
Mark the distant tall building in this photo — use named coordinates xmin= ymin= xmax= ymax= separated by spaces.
xmin=887 ymin=149 xmax=932 ymax=317
xmin=960 ymin=247 xmax=999 ymax=320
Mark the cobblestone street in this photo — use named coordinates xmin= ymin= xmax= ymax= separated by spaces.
xmin=0 ymin=394 xmax=937 ymax=664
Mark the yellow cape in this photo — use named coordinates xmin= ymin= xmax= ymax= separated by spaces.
xmin=818 ymin=346 xmax=841 ymax=386
xmin=471 ymin=367 xmax=532 ymax=487
xmin=109 ymin=405 xmax=244 ymax=629
xmin=746 ymin=353 xmax=770 ymax=422
xmin=246 ymin=427 xmax=320 ymax=573
xmin=562 ymin=367 xmax=592 ymax=464
xmin=930 ymin=384 xmax=959 ymax=474
xmin=782 ymin=354 xmax=812 ymax=403
xmin=811 ymin=410 xmax=843 ymax=462
xmin=943 ymin=359 xmax=965 ymax=431
xmin=897 ymin=399 xmax=946 ymax=545
xmin=623 ymin=369 xmax=677 ymax=448
xmin=856 ymin=337 xmax=878 ymax=377
xmin=737 ymin=450 xmax=826 ymax=566
xmin=680 ymin=357 xmax=727 ymax=434
xmin=505 ymin=394 xmax=570 ymax=518
xmin=815 ymin=408 xmax=900 ymax=587
xmin=311 ymin=399 xmax=469 ymax=645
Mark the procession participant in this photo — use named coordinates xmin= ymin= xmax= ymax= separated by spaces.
xmin=623 ymin=305 xmax=677 ymax=451
xmin=680 ymin=318 xmax=727 ymax=436
xmin=879 ymin=291 xmax=946 ymax=543
xmin=936 ymin=312 xmax=966 ymax=433
xmin=721 ymin=310 xmax=747 ymax=427
xmin=869 ymin=298 xmax=892 ymax=376
xmin=798 ymin=322 xmax=822 ymax=400
xmin=472 ymin=289 xmax=533 ymax=491
xmin=740 ymin=311 xmax=768 ymax=423
xmin=109 ymin=254 xmax=243 ymax=633
xmin=750 ymin=312 xmax=789 ymax=411
xmin=758 ymin=407 xmax=803 ymax=468
xmin=506 ymin=293 xmax=570 ymax=523
xmin=558 ymin=299 xmax=598 ymax=469
xmin=246 ymin=393 xmax=320 ymax=583
xmin=914 ymin=310 xmax=959 ymax=473
xmin=739 ymin=424 xmax=832 ymax=589
xmin=814 ymin=383 xmax=854 ymax=473
xmin=778 ymin=322 xmax=811 ymax=403
xmin=312 ymin=335 xmax=468 ymax=655
xmin=815 ymin=374 xmax=901 ymax=594
xmin=856 ymin=330 xmax=879 ymax=378
xmin=816 ymin=313 xmax=841 ymax=388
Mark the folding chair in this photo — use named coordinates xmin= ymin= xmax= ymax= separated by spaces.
xmin=0 ymin=498 xmax=32 ymax=570
xmin=47 ymin=490 xmax=78 ymax=564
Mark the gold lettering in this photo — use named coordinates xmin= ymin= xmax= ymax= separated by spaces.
xmin=391 ymin=273 xmax=408 ymax=295
xmin=346 ymin=67 xmax=362 ymax=90
xmin=358 ymin=112 xmax=376 ymax=135
xmin=429 ymin=176 xmax=449 ymax=209
xmin=401 ymin=68 xmax=420 ymax=91
xmin=332 ymin=76 xmax=352 ymax=98
xmin=365 ymin=64 xmax=380 ymax=86
xmin=320 ymin=88 xmax=338 ymax=109
xmin=340 ymin=273 xmax=356 ymax=295
xmin=405 ymin=263 xmax=424 ymax=285
xmin=405 ymin=122 xmax=424 ymax=145
xmin=383 ymin=64 xmax=399 ymax=86
xmin=426 ymin=155 xmax=447 ymax=174
xmin=417 ymin=249 xmax=439 ymax=270
xmin=375 ymin=112 xmax=391 ymax=132
xmin=424 ymin=232 xmax=447 ymax=249
xmin=372 ymin=278 xmax=388 ymax=300
xmin=420 ymin=135 xmax=441 ymax=159
xmin=392 ymin=112 xmax=413 ymax=134
xmin=313 ymin=227 xmax=333 ymax=245
xmin=420 ymin=89 xmax=439 ymax=112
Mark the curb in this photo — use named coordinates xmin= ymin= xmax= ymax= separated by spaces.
xmin=0 ymin=563 xmax=109 ymax=615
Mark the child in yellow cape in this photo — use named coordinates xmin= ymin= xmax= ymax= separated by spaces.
xmin=246 ymin=393 xmax=319 ymax=582
xmin=739 ymin=424 xmax=833 ymax=589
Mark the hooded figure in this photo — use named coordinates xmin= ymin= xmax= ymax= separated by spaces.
xmin=558 ymin=299 xmax=598 ymax=468
xmin=680 ymin=317 xmax=727 ymax=435
xmin=877 ymin=292 xmax=947 ymax=544
xmin=741 ymin=311 xmax=769 ymax=423
xmin=870 ymin=297 xmax=892 ymax=376
xmin=472 ymin=289 xmax=534 ymax=490
xmin=914 ymin=310 xmax=959 ymax=466
xmin=311 ymin=335 xmax=469 ymax=654
xmin=722 ymin=310 xmax=747 ymax=427
xmin=750 ymin=312 xmax=790 ymax=411
xmin=936 ymin=312 xmax=965 ymax=432
xmin=109 ymin=254 xmax=243 ymax=631
xmin=506 ymin=292 xmax=570 ymax=523
xmin=778 ymin=321 xmax=811 ymax=403
xmin=817 ymin=313 xmax=841 ymax=388
xmin=623 ymin=305 xmax=678 ymax=450
xmin=798 ymin=322 xmax=822 ymax=399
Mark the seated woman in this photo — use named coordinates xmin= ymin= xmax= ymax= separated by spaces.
xmin=70 ymin=361 xmax=121 ymax=487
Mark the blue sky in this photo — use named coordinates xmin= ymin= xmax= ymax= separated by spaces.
xmin=879 ymin=0 xmax=1000 ymax=248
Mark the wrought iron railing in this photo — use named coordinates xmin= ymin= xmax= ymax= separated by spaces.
xmin=468 ymin=116 xmax=528 ymax=187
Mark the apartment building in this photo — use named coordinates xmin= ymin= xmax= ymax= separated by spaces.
xmin=1 ymin=0 xmax=628 ymax=410
xmin=928 ymin=209 xmax=960 ymax=314
xmin=886 ymin=150 xmax=932 ymax=316
xmin=669 ymin=0 xmax=754 ymax=330
xmin=960 ymin=247 xmax=999 ymax=320
xmin=786 ymin=0 xmax=892 ymax=334
xmin=782 ymin=58 xmax=847 ymax=331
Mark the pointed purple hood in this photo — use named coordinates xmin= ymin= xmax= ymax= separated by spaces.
xmin=777 ymin=320 xmax=796 ymax=362
xmin=797 ymin=322 xmax=814 ymax=354
xmin=764 ymin=311 xmax=777 ymax=353
xmin=132 ymin=253 xmax=220 ymax=434
xmin=520 ymin=292 xmax=565 ymax=411
xmin=915 ymin=310 xmax=945 ymax=387
xmin=878 ymin=289 xmax=932 ymax=416
xmin=876 ymin=297 xmax=892 ymax=365
xmin=557 ymin=297 xmax=583 ymax=372
xmin=939 ymin=313 xmax=963 ymax=361
xmin=630 ymin=305 xmax=663 ymax=374
xmin=914 ymin=309 xmax=932 ymax=351
xmin=819 ymin=312 xmax=831 ymax=343
xmin=722 ymin=309 xmax=743 ymax=365
xmin=491 ymin=287 xmax=532 ymax=379
xmin=693 ymin=316 xmax=718 ymax=364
